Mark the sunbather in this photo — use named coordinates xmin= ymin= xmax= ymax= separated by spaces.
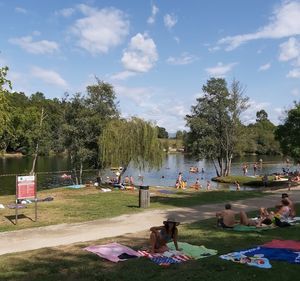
xmin=149 ymin=217 xmax=180 ymax=253
xmin=281 ymin=193 xmax=296 ymax=217
xmin=274 ymin=198 xmax=292 ymax=227
xmin=239 ymin=210 xmax=273 ymax=227
xmin=216 ymin=204 xmax=237 ymax=228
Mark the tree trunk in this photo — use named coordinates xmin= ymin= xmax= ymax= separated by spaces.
xmin=30 ymin=108 xmax=45 ymax=175
xmin=212 ymin=159 xmax=220 ymax=177
xmin=79 ymin=162 xmax=83 ymax=184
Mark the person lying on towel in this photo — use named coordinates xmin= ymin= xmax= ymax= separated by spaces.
xmin=150 ymin=217 xmax=180 ymax=253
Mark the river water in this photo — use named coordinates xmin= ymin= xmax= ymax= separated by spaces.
xmin=0 ymin=154 xmax=296 ymax=195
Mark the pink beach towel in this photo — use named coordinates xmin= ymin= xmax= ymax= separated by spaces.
xmin=84 ymin=242 xmax=141 ymax=262
xmin=262 ymin=240 xmax=300 ymax=251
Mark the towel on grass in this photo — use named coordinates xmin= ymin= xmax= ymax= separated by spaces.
xmin=138 ymin=250 xmax=191 ymax=266
xmin=232 ymin=225 xmax=273 ymax=232
xmin=167 ymin=242 xmax=217 ymax=259
xmin=84 ymin=242 xmax=140 ymax=262
xmin=262 ymin=240 xmax=300 ymax=251
xmin=240 ymin=246 xmax=300 ymax=264
xmin=220 ymin=252 xmax=272 ymax=269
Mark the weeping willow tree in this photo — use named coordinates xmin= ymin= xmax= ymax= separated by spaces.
xmin=99 ymin=117 xmax=164 ymax=179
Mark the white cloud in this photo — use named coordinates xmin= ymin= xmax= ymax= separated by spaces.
xmin=121 ymin=33 xmax=158 ymax=73
xmin=115 ymin=84 xmax=153 ymax=106
xmin=115 ymin=84 xmax=189 ymax=132
xmin=242 ymin=100 xmax=271 ymax=124
xmin=208 ymin=46 xmax=221 ymax=53
xmin=71 ymin=5 xmax=129 ymax=55
xmin=174 ymin=36 xmax=180 ymax=44
xmin=279 ymin=37 xmax=300 ymax=65
xmin=9 ymin=36 xmax=59 ymax=54
xmin=15 ymin=7 xmax=27 ymax=14
xmin=164 ymin=13 xmax=177 ymax=29
xmin=31 ymin=66 xmax=68 ymax=88
xmin=291 ymin=88 xmax=300 ymax=96
xmin=218 ymin=1 xmax=300 ymax=50
xmin=147 ymin=4 xmax=159 ymax=24
xmin=110 ymin=71 xmax=136 ymax=80
xmin=167 ymin=52 xmax=198 ymax=65
xmin=205 ymin=62 xmax=237 ymax=77
xmin=287 ymin=68 xmax=300 ymax=78
xmin=258 ymin=62 xmax=271 ymax=71
xmin=55 ymin=8 xmax=75 ymax=17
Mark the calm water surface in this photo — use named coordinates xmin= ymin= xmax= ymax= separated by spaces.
xmin=0 ymin=154 xmax=296 ymax=195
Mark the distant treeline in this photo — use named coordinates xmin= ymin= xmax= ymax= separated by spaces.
xmin=157 ymin=109 xmax=281 ymax=156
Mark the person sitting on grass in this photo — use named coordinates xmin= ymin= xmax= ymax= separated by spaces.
xmin=149 ymin=217 xmax=180 ymax=253
xmin=281 ymin=193 xmax=296 ymax=217
xmin=216 ymin=203 xmax=237 ymax=228
xmin=274 ymin=198 xmax=292 ymax=227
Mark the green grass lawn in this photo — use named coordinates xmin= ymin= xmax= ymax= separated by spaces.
xmin=0 ymin=204 xmax=299 ymax=281
xmin=0 ymin=186 xmax=264 ymax=232
xmin=212 ymin=175 xmax=290 ymax=188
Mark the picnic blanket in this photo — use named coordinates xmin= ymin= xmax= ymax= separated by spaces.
xmin=231 ymin=225 xmax=274 ymax=232
xmin=138 ymin=250 xmax=192 ymax=266
xmin=262 ymin=240 xmax=300 ymax=251
xmin=221 ymin=245 xmax=300 ymax=267
xmin=240 ymin=246 xmax=300 ymax=264
xmin=84 ymin=242 xmax=140 ymax=262
xmin=66 ymin=184 xmax=84 ymax=189
xmin=220 ymin=252 xmax=272 ymax=269
xmin=167 ymin=242 xmax=218 ymax=259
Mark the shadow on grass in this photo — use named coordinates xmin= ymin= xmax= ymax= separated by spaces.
xmin=5 ymin=214 xmax=34 ymax=225
xmin=150 ymin=190 xmax=264 ymax=209
xmin=1 ymin=206 xmax=300 ymax=281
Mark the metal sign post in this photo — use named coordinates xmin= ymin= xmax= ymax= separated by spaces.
xmin=15 ymin=174 xmax=37 ymax=224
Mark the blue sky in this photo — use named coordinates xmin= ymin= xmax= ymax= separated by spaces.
xmin=1 ymin=0 xmax=300 ymax=133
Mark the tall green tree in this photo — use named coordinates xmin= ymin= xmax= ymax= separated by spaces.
xmin=0 ymin=66 xmax=12 ymax=151
xmin=185 ymin=78 xmax=248 ymax=176
xmin=99 ymin=117 xmax=164 ymax=179
xmin=62 ymin=79 xmax=119 ymax=183
xmin=275 ymin=102 xmax=300 ymax=161
xmin=156 ymin=126 xmax=168 ymax=138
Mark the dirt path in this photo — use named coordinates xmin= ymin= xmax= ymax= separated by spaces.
xmin=0 ymin=189 xmax=299 ymax=256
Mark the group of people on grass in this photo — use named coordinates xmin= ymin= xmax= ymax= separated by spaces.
xmin=216 ymin=193 xmax=296 ymax=229
xmin=148 ymin=193 xmax=297 ymax=254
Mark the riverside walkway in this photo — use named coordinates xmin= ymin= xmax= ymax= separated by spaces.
xmin=0 ymin=189 xmax=299 ymax=256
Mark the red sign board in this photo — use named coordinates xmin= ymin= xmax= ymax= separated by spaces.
xmin=17 ymin=175 xmax=36 ymax=199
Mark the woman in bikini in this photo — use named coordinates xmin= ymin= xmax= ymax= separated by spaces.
xmin=149 ymin=218 xmax=180 ymax=253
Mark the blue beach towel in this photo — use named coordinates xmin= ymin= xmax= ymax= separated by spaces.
xmin=240 ymin=246 xmax=300 ymax=264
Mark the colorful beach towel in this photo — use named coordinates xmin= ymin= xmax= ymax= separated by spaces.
xmin=262 ymin=240 xmax=300 ymax=251
xmin=220 ymin=252 xmax=272 ymax=269
xmin=167 ymin=242 xmax=217 ymax=259
xmin=138 ymin=250 xmax=191 ymax=266
xmin=240 ymin=246 xmax=300 ymax=264
xmin=84 ymin=242 xmax=141 ymax=262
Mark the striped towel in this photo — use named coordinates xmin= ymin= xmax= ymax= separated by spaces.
xmin=137 ymin=250 xmax=192 ymax=266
